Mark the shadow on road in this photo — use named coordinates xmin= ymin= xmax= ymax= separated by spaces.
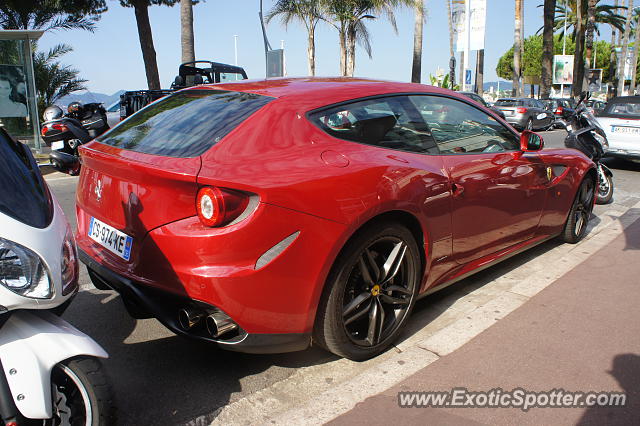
xmin=63 ymin=290 xmax=336 ymax=425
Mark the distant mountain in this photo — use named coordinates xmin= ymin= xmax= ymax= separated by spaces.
xmin=57 ymin=91 xmax=125 ymax=107
xmin=483 ymin=81 xmax=513 ymax=92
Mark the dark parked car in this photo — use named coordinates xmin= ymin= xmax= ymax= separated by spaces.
xmin=494 ymin=98 xmax=555 ymax=131
xmin=585 ymin=99 xmax=607 ymax=116
xmin=457 ymin=91 xmax=506 ymax=119
xmin=542 ymin=98 xmax=576 ymax=129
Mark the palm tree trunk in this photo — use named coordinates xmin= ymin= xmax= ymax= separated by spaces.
xmin=629 ymin=14 xmax=640 ymax=93
xmin=618 ymin=0 xmax=633 ymax=95
xmin=133 ymin=0 xmax=161 ymax=90
xmin=346 ymin=24 xmax=356 ymax=76
xmin=513 ymin=0 xmax=523 ymax=97
xmin=572 ymin=0 xmax=586 ymax=97
xmin=446 ymin=0 xmax=455 ymax=88
xmin=339 ymin=25 xmax=347 ymax=76
xmin=541 ymin=0 xmax=556 ymax=99
xmin=609 ymin=0 xmax=619 ymax=98
xmin=180 ymin=0 xmax=195 ymax=63
xmin=307 ymin=27 xmax=316 ymax=76
xmin=411 ymin=0 xmax=424 ymax=83
xmin=476 ymin=50 xmax=484 ymax=95
xmin=584 ymin=0 xmax=596 ymax=72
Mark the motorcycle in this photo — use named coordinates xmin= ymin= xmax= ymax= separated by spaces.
xmin=0 ymin=127 xmax=114 ymax=424
xmin=41 ymin=102 xmax=110 ymax=175
xmin=563 ymin=93 xmax=614 ymax=204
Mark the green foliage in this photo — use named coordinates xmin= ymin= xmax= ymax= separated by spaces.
xmin=540 ymin=0 xmax=627 ymax=40
xmin=496 ymin=34 xmax=614 ymax=82
xmin=33 ymin=44 xmax=88 ymax=112
xmin=118 ymin=0 xmax=198 ymax=8
xmin=429 ymin=73 xmax=459 ymax=90
xmin=0 ymin=0 xmax=107 ymax=32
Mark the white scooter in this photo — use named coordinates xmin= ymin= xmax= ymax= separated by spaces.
xmin=0 ymin=128 xmax=114 ymax=424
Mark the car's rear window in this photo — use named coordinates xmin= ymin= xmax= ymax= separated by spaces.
xmin=495 ymin=99 xmax=524 ymax=107
xmin=97 ymin=90 xmax=274 ymax=157
xmin=0 ymin=129 xmax=52 ymax=228
xmin=601 ymin=101 xmax=640 ymax=119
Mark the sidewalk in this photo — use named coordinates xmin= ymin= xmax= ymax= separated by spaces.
xmin=330 ymin=217 xmax=640 ymax=426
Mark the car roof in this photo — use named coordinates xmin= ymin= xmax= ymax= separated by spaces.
xmin=185 ymin=77 xmax=460 ymax=110
xmin=608 ymin=96 xmax=640 ymax=103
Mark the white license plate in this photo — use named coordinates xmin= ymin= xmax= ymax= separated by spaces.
xmin=611 ymin=126 xmax=640 ymax=135
xmin=88 ymin=217 xmax=133 ymax=261
xmin=51 ymin=141 xmax=64 ymax=150
xmin=503 ymin=110 xmax=514 ymax=116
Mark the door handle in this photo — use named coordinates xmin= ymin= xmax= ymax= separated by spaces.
xmin=451 ymin=183 xmax=465 ymax=197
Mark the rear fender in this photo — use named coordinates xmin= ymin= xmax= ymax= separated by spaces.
xmin=0 ymin=311 xmax=107 ymax=419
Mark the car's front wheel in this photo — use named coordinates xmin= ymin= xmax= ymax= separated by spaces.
xmin=314 ymin=222 xmax=421 ymax=360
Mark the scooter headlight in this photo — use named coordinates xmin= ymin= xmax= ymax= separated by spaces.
xmin=0 ymin=237 xmax=52 ymax=299
xmin=592 ymin=131 xmax=609 ymax=149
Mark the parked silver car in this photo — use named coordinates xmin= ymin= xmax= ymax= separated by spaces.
xmin=494 ymin=98 xmax=555 ymax=131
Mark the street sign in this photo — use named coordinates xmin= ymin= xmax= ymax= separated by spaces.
xmin=465 ymin=69 xmax=472 ymax=85
xmin=587 ymin=69 xmax=603 ymax=92
xmin=266 ymin=49 xmax=284 ymax=78
xmin=553 ymin=55 xmax=574 ymax=85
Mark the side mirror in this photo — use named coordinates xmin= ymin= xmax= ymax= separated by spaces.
xmin=520 ymin=130 xmax=544 ymax=152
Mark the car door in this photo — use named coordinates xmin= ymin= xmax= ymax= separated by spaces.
xmin=409 ymin=94 xmax=550 ymax=265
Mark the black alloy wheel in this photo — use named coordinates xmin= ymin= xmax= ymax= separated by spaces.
xmin=562 ymin=177 xmax=595 ymax=244
xmin=314 ymin=223 xmax=421 ymax=360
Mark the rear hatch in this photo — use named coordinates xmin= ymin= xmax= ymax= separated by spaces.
xmin=76 ymin=89 xmax=274 ymax=264
xmin=494 ymin=99 xmax=524 ymax=117
xmin=598 ymin=101 xmax=640 ymax=152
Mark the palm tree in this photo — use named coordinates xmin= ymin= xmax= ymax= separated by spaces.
xmin=571 ymin=0 xmax=585 ymax=97
xmin=550 ymin=0 xmax=626 ymax=38
xmin=585 ymin=0 xmax=598 ymax=79
xmin=446 ymin=0 xmax=456 ymax=89
xmin=618 ymin=0 xmax=633 ymax=94
xmin=629 ymin=7 xmax=640 ymax=92
xmin=33 ymin=44 xmax=88 ymax=113
xmin=514 ymin=0 xmax=523 ymax=97
xmin=180 ymin=0 xmax=195 ymax=63
xmin=411 ymin=0 xmax=424 ymax=83
xmin=324 ymin=0 xmax=413 ymax=77
xmin=0 ymin=0 xmax=106 ymax=32
xmin=609 ymin=0 xmax=619 ymax=95
xmin=267 ymin=0 xmax=323 ymax=76
xmin=541 ymin=0 xmax=556 ymax=99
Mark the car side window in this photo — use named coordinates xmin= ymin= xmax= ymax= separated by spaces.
xmin=309 ymin=96 xmax=439 ymax=154
xmin=409 ymin=95 xmax=520 ymax=154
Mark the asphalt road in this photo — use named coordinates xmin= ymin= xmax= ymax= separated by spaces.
xmin=45 ymin=129 xmax=640 ymax=425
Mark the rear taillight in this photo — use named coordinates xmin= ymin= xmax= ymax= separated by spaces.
xmin=516 ymin=107 xmax=528 ymax=114
xmin=40 ymin=126 xmax=48 ymax=137
xmin=196 ymin=186 xmax=250 ymax=227
xmin=555 ymin=107 xmax=563 ymax=115
xmin=53 ymin=123 xmax=69 ymax=132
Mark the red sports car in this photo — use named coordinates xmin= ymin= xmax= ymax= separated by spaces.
xmin=75 ymin=78 xmax=596 ymax=360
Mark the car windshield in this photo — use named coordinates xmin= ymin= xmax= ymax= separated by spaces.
xmin=97 ymin=90 xmax=274 ymax=157
xmin=0 ymin=129 xmax=52 ymax=228
xmin=601 ymin=101 xmax=640 ymax=118
xmin=495 ymin=99 xmax=524 ymax=107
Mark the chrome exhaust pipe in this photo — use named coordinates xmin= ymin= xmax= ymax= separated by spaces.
xmin=178 ymin=308 xmax=205 ymax=330
xmin=206 ymin=312 xmax=238 ymax=338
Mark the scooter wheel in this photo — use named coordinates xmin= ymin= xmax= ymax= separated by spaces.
xmin=596 ymin=173 xmax=613 ymax=205
xmin=46 ymin=357 xmax=115 ymax=425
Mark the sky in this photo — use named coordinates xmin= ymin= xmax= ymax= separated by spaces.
xmin=37 ymin=0 xmax=614 ymax=96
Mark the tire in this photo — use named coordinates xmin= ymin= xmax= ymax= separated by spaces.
xmin=314 ymin=222 xmax=421 ymax=361
xmin=46 ymin=357 xmax=115 ymax=425
xmin=596 ymin=172 xmax=613 ymax=205
xmin=525 ymin=118 xmax=534 ymax=131
xmin=562 ymin=177 xmax=595 ymax=244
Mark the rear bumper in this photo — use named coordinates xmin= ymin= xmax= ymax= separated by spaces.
xmin=79 ymin=248 xmax=311 ymax=354
xmin=504 ymin=115 xmax=527 ymax=128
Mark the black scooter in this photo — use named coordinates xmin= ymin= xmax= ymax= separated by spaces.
xmin=41 ymin=103 xmax=109 ymax=175
xmin=563 ymin=93 xmax=614 ymax=204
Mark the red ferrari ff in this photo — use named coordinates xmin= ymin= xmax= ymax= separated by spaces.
xmin=76 ymin=78 xmax=596 ymax=360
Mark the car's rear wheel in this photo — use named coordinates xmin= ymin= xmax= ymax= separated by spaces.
xmin=314 ymin=223 xmax=421 ymax=361
xmin=525 ymin=118 xmax=534 ymax=131
xmin=562 ymin=177 xmax=595 ymax=244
